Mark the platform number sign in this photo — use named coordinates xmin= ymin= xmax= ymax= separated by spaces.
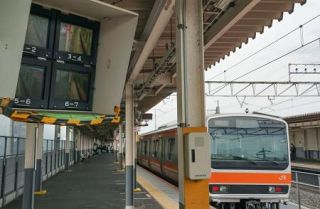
xmin=65 ymin=101 xmax=79 ymax=108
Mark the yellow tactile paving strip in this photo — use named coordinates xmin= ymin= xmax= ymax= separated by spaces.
xmin=137 ymin=166 xmax=216 ymax=209
xmin=137 ymin=168 xmax=178 ymax=209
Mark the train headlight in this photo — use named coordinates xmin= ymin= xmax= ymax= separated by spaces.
xmin=268 ymin=186 xmax=275 ymax=193
xmin=220 ymin=186 xmax=228 ymax=192
xmin=269 ymin=186 xmax=284 ymax=193
xmin=211 ymin=185 xmax=228 ymax=193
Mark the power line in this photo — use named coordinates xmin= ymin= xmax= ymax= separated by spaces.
xmin=207 ymin=14 xmax=320 ymax=81
xmin=263 ymin=99 xmax=320 ymax=113
xmin=209 ymin=37 xmax=320 ymax=94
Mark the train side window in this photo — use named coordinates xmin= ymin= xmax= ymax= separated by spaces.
xmin=153 ymin=140 xmax=160 ymax=158
xmin=152 ymin=140 xmax=156 ymax=157
xmin=144 ymin=141 xmax=148 ymax=155
xmin=167 ymin=138 xmax=175 ymax=161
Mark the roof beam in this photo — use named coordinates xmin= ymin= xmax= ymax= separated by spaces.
xmin=102 ymin=0 xmax=154 ymax=11
xmin=127 ymin=0 xmax=174 ymax=83
xmin=204 ymin=0 xmax=262 ymax=50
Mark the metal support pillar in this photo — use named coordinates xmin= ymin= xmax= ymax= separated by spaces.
xmin=65 ymin=127 xmax=70 ymax=171
xmin=54 ymin=126 xmax=60 ymax=170
xmin=176 ymin=0 xmax=209 ymax=209
xmin=125 ymin=84 xmax=134 ymax=209
xmin=35 ymin=124 xmax=45 ymax=193
xmin=22 ymin=123 xmax=37 ymax=209
xmin=76 ymin=130 xmax=81 ymax=163
xmin=119 ymin=123 xmax=124 ymax=170
xmin=133 ymin=131 xmax=137 ymax=190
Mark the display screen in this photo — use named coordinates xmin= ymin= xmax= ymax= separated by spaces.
xmin=25 ymin=14 xmax=49 ymax=48
xmin=58 ymin=22 xmax=93 ymax=56
xmin=15 ymin=64 xmax=45 ymax=99
xmin=53 ymin=69 xmax=89 ymax=102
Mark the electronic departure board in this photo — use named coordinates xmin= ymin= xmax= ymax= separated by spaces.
xmin=14 ymin=3 xmax=99 ymax=111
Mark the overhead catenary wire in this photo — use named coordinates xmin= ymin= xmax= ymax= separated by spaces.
xmin=263 ymin=99 xmax=320 ymax=113
xmin=208 ymin=37 xmax=320 ymax=94
xmin=257 ymin=86 xmax=317 ymax=112
xmin=207 ymin=14 xmax=320 ymax=81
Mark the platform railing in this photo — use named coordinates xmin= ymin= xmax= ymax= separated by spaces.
xmin=0 ymin=136 xmax=76 ymax=208
xmin=292 ymin=170 xmax=320 ymax=209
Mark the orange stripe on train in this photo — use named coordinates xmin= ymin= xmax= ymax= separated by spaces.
xmin=210 ymin=172 xmax=291 ymax=184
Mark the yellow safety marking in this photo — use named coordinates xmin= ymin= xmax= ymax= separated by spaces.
xmin=34 ymin=190 xmax=47 ymax=196
xmin=114 ymin=105 xmax=121 ymax=115
xmin=184 ymin=177 xmax=209 ymax=209
xmin=41 ymin=117 xmax=57 ymax=124
xmin=182 ymin=127 xmax=207 ymax=135
xmin=0 ymin=97 xmax=10 ymax=107
xmin=133 ymin=187 xmax=142 ymax=192
xmin=90 ymin=118 xmax=103 ymax=125
xmin=137 ymin=175 xmax=178 ymax=209
xmin=111 ymin=116 xmax=120 ymax=124
xmin=10 ymin=111 xmax=30 ymax=120
xmin=182 ymin=126 xmax=210 ymax=209
xmin=67 ymin=118 xmax=80 ymax=125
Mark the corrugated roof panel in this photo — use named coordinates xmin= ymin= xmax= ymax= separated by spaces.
xmin=204 ymin=0 xmax=306 ymax=68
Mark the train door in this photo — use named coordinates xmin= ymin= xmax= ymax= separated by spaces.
xmin=147 ymin=139 xmax=151 ymax=168
xmin=137 ymin=141 xmax=140 ymax=163
xmin=160 ymin=137 xmax=166 ymax=175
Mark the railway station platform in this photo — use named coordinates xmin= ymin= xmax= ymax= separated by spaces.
xmin=137 ymin=166 xmax=308 ymax=209
xmin=292 ymin=160 xmax=320 ymax=173
xmin=3 ymin=154 xmax=162 ymax=209
xmin=2 ymin=154 xmax=313 ymax=209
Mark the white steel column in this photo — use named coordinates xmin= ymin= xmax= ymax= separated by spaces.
xmin=133 ymin=130 xmax=137 ymax=190
xmin=65 ymin=127 xmax=70 ymax=170
xmin=54 ymin=126 xmax=60 ymax=171
xmin=76 ymin=130 xmax=81 ymax=163
xmin=35 ymin=124 xmax=45 ymax=193
xmin=125 ymin=84 xmax=134 ymax=209
xmin=22 ymin=123 xmax=37 ymax=209
xmin=176 ymin=0 xmax=209 ymax=209
xmin=119 ymin=123 xmax=124 ymax=170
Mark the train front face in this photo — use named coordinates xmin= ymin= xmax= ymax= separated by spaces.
xmin=208 ymin=114 xmax=291 ymax=207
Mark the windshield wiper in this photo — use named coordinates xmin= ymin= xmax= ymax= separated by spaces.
xmin=230 ymin=155 xmax=257 ymax=165
xmin=261 ymin=159 xmax=280 ymax=165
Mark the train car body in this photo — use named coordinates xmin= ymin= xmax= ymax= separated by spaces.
xmin=137 ymin=113 xmax=291 ymax=209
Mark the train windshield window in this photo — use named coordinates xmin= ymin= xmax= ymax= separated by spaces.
xmin=208 ymin=116 xmax=289 ymax=169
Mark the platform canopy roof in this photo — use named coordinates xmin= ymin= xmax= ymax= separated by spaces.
xmin=2 ymin=0 xmax=306 ymax=138
xmin=107 ymin=0 xmax=306 ymax=118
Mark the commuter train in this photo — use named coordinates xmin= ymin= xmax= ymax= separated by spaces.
xmin=137 ymin=114 xmax=291 ymax=209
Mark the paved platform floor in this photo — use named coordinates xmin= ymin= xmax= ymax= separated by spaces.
xmin=292 ymin=160 xmax=320 ymax=173
xmin=4 ymin=154 xmax=162 ymax=209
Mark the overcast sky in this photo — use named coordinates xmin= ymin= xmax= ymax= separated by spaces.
xmin=141 ymin=0 xmax=320 ymax=133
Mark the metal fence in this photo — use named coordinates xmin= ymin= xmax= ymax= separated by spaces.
xmin=292 ymin=170 xmax=320 ymax=209
xmin=0 ymin=136 xmax=75 ymax=207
